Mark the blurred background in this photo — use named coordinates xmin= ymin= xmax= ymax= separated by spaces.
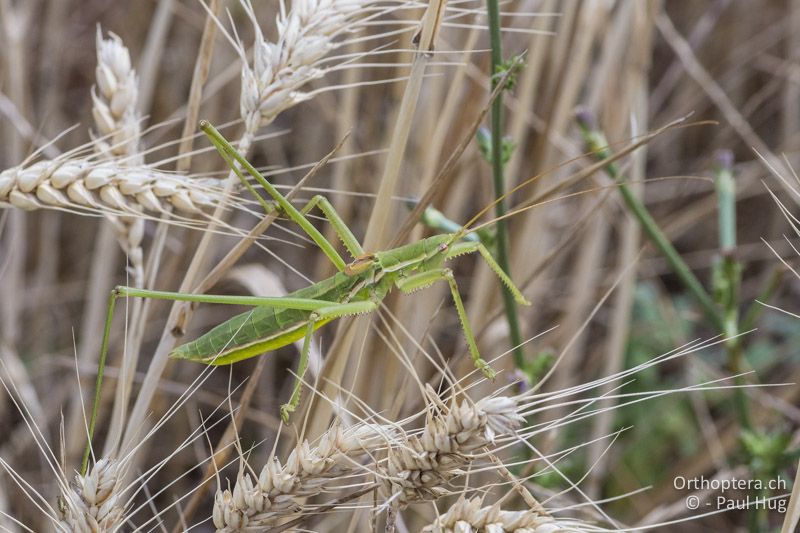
xmin=1 ymin=0 xmax=799 ymax=531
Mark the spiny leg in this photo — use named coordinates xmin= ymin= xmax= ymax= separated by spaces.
xmin=200 ymin=121 xmax=348 ymax=272
xmin=299 ymin=195 xmax=364 ymax=259
xmin=446 ymin=241 xmax=530 ymax=305
xmin=395 ymin=268 xmax=496 ymax=380
xmin=280 ymin=299 xmax=379 ymax=422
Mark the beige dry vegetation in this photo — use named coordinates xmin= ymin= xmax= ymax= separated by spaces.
xmin=0 ymin=0 xmax=799 ymax=532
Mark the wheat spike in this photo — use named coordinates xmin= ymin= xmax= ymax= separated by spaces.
xmin=92 ymin=28 xmax=147 ymax=284
xmin=382 ymin=395 xmax=525 ymax=505
xmin=91 ymin=28 xmax=142 ymax=164
xmin=0 ymin=158 xmax=221 ymax=215
xmin=212 ymin=422 xmax=392 ymax=531
xmin=0 ymin=32 xmax=225 ymax=220
xmin=239 ymin=0 xmax=371 ymax=132
xmin=57 ymin=458 xmax=126 ymax=533
xmin=422 ymin=496 xmax=593 ymax=533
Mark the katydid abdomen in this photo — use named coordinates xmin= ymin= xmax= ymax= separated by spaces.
xmin=171 ymin=271 xmax=368 ymax=365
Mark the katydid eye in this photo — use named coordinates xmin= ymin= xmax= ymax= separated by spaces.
xmin=438 ymin=243 xmax=448 ymax=252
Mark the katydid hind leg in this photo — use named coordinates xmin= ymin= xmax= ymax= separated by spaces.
xmin=115 ymin=285 xmax=342 ymax=310
xmin=201 ymin=121 xmax=348 ymax=272
xmin=91 ymin=285 xmax=348 ymax=428
xmin=82 ymin=288 xmax=120 ymax=476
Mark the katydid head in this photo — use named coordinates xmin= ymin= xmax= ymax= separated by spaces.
xmin=426 ymin=233 xmax=458 ymax=266
xmin=430 ymin=233 xmax=453 ymax=253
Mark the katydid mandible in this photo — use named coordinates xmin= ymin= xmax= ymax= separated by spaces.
xmin=98 ymin=121 xmax=530 ymax=426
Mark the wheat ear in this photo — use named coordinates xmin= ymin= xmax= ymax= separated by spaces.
xmin=57 ymin=458 xmax=126 ymax=532
xmin=92 ymin=28 xmax=147 ymax=287
xmin=239 ymin=0 xmax=374 ymax=133
xmin=1 ymin=32 xmax=225 ymax=220
xmin=213 ymin=422 xmax=392 ymax=531
xmin=422 ymin=496 xmax=593 ymax=533
xmin=0 ymin=158 xmax=221 ymax=215
xmin=382 ymin=393 xmax=525 ymax=505
xmin=91 ymin=29 xmax=142 ymax=164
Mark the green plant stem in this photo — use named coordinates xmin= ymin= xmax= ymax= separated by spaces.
xmin=81 ymin=290 xmax=117 ymax=476
xmin=714 ymin=152 xmax=736 ymax=252
xmin=579 ymin=116 xmax=765 ymax=530
xmin=576 ymin=118 xmax=724 ymax=333
xmin=486 ymin=0 xmax=524 ymax=369
xmin=712 ymin=151 xmax=751 ymax=432
xmin=405 ymin=199 xmax=484 ymax=243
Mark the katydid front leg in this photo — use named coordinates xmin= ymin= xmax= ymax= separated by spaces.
xmin=201 ymin=120 xmax=349 ymax=272
xmin=446 ymin=241 xmax=530 ymax=306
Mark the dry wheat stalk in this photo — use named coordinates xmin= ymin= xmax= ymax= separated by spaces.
xmin=57 ymin=458 xmax=126 ymax=533
xmin=212 ymin=422 xmax=392 ymax=532
xmin=0 ymin=158 xmax=222 ymax=215
xmin=422 ymin=496 xmax=591 ymax=533
xmin=382 ymin=394 xmax=524 ymax=505
xmin=239 ymin=0 xmax=372 ymax=132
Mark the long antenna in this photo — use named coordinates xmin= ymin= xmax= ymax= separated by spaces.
xmin=453 ymin=114 xmax=704 ymax=240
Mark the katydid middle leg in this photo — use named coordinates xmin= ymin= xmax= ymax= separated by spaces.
xmin=281 ymin=299 xmax=378 ymax=421
xmin=395 ymin=268 xmax=497 ymax=380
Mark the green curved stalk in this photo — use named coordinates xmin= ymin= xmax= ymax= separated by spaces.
xmin=81 ymin=290 xmax=117 ymax=475
xmin=576 ymin=112 xmax=724 ymax=332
